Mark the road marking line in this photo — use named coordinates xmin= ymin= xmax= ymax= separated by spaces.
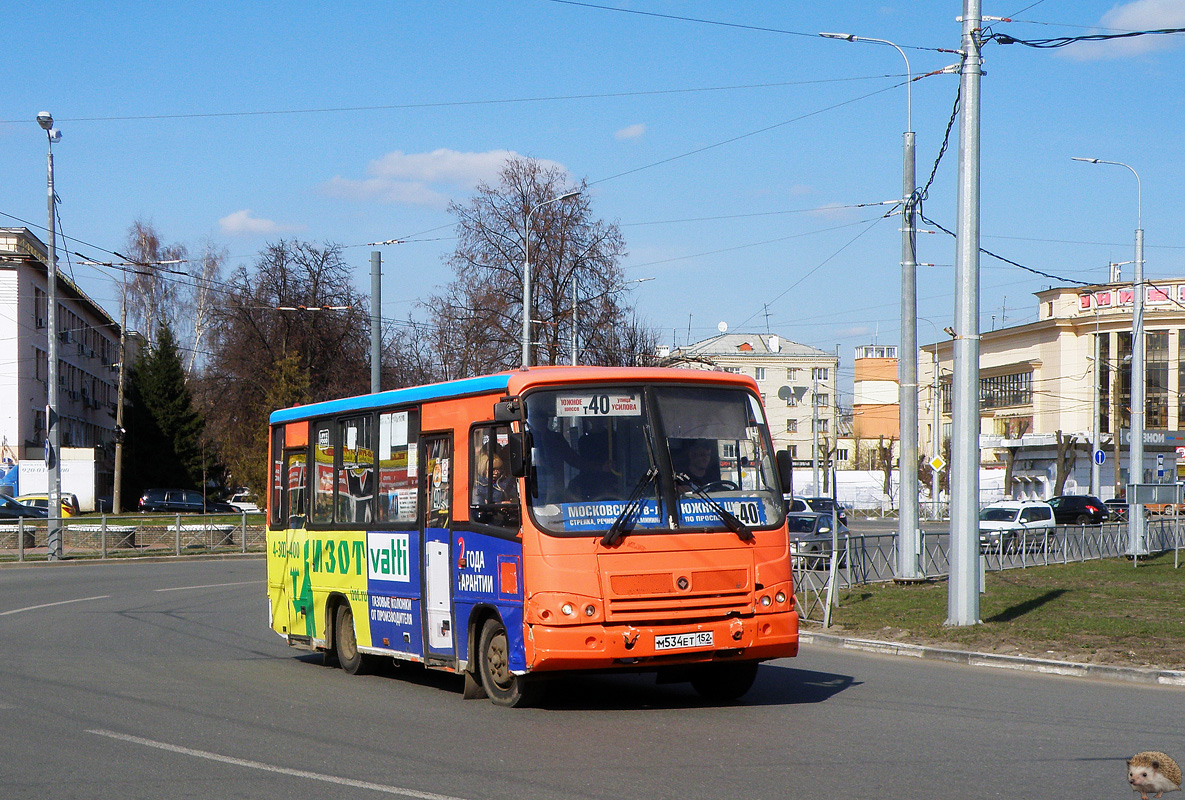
xmin=0 ymin=595 xmax=110 ymax=616
xmin=86 ymin=729 xmax=471 ymax=800
xmin=155 ymin=580 xmax=263 ymax=592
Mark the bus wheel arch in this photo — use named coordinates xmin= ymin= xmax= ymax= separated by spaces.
xmin=329 ymin=594 xmax=372 ymax=675
xmin=476 ymin=615 xmax=541 ymax=708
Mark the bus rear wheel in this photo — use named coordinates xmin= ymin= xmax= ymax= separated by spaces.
xmin=689 ymin=660 xmax=759 ymax=702
xmin=477 ymin=618 xmax=540 ymax=708
xmin=335 ymin=603 xmax=372 ymax=675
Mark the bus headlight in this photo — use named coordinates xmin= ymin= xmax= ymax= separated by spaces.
xmin=561 ymin=603 xmax=575 ymax=616
xmin=584 ymin=604 xmax=596 ymax=617
xmin=760 ymin=595 xmax=772 ymax=607
xmin=775 ymin=591 xmax=786 ymax=604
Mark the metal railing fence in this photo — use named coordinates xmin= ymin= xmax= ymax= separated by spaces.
xmin=0 ymin=512 xmax=267 ymax=562
xmin=794 ymin=520 xmax=1183 ymax=624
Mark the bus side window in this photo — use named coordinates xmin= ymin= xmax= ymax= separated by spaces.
xmin=378 ymin=409 xmax=418 ymax=524
xmin=284 ymin=451 xmax=307 ymax=528
xmin=470 ymin=425 xmax=518 ymax=527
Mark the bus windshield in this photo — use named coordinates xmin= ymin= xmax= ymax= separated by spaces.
xmin=525 ymin=384 xmax=783 ymax=535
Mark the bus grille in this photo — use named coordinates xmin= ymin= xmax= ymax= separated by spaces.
xmin=605 ymin=568 xmax=751 ymax=622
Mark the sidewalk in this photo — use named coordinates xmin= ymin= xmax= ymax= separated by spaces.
xmin=801 ymin=629 xmax=1185 ymax=687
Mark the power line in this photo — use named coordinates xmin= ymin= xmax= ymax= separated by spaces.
xmin=0 ymin=76 xmax=899 ymax=126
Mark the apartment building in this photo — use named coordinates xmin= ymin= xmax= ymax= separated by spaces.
xmin=663 ymin=331 xmax=839 ymax=464
xmin=1 ymin=228 xmax=120 ymax=501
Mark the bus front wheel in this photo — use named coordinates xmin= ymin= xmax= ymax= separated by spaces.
xmin=689 ymin=660 xmax=759 ymax=702
xmin=335 ymin=603 xmax=372 ymax=675
xmin=477 ymin=618 xmax=540 ymax=708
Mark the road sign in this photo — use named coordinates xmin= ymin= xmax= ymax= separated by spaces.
xmin=1093 ymin=449 xmax=1106 ymax=466
xmin=929 ymin=456 xmax=946 ymax=473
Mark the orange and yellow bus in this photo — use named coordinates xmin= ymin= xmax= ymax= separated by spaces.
xmin=266 ymin=366 xmax=798 ymax=706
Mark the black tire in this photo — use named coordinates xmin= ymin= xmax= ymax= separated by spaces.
xmin=1075 ymin=514 xmax=1093 ymax=525
xmin=690 ymin=660 xmax=760 ymax=702
xmin=335 ymin=603 xmax=371 ymax=676
xmin=477 ymin=617 xmax=541 ymax=707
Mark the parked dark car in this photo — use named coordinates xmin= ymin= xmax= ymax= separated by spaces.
xmin=1047 ymin=494 xmax=1110 ymax=525
xmin=786 ymin=511 xmax=849 ymax=568
xmin=786 ymin=496 xmax=848 ymax=526
xmin=0 ymin=494 xmax=49 ymax=519
xmin=138 ymin=488 xmax=238 ymax=514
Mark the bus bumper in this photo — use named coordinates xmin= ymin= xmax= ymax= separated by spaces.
xmin=524 ymin=611 xmax=798 ymax=672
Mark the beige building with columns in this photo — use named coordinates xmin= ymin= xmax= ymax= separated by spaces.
xmin=919 ymin=279 xmax=1185 ymax=500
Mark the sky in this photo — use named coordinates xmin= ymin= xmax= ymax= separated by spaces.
xmin=4 ymin=1 xmax=1184 ymax=404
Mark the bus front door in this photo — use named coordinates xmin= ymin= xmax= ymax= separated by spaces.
xmin=421 ymin=435 xmax=454 ymax=657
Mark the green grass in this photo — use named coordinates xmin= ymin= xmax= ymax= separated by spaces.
xmin=823 ymin=552 xmax=1185 ymax=670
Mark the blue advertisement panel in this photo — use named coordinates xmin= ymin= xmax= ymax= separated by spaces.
xmin=678 ymin=497 xmax=768 ymax=526
xmin=452 ymin=529 xmax=525 ymax=672
xmin=559 ymin=497 xmax=768 ymax=530
xmin=364 ymin=530 xmax=424 ymax=656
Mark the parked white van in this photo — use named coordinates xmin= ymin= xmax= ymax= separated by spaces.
xmin=978 ymin=500 xmax=1055 ymax=552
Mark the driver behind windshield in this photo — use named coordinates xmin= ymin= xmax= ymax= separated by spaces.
xmin=675 ymin=438 xmax=720 ymax=491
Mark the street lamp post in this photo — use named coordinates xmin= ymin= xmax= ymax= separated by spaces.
xmin=523 ymin=190 xmax=580 ymax=369
xmin=1073 ymin=157 xmax=1146 ymax=555
xmin=37 ymin=112 xmax=63 ymax=560
xmin=819 ymin=31 xmax=921 ymax=579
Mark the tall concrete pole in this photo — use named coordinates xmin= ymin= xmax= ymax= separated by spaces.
xmin=812 ymin=369 xmax=820 ymax=494
xmin=370 ymin=251 xmax=381 ymax=394
xmin=113 ymin=296 xmax=127 ymax=515
xmin=1073 ymin=158 xmax=1145 ymax=552
xmin=898 ymin=128 xmax=920 ymax=579
xmin=947 ymin=1 xmax=982 ymax=626
xmin=1130 ymin=224 xmax=1146 ymax=553
xmin=38 ymin=113 xmax=63 ymax=560
xmin=1090 ymin=321 xmax=1101 ymax=497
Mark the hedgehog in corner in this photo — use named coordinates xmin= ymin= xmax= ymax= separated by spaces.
xmin=1128 ymin=752 xmax=1182 ymax=799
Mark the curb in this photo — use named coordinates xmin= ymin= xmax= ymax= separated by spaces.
xmin=800 ymin=630 xmax=1185 ymax=688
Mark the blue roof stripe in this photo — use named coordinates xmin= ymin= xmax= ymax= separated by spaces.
xmin=268 ymin=373 xmax=512 ymax=424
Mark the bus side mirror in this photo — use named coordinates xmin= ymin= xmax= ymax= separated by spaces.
xmin=775 ymin=450 xmax=794 ymax=494
xmin=506 ymin=431 xmax=532 ymax=478
xmin=494 ymin=398 xmax=521 ymax=422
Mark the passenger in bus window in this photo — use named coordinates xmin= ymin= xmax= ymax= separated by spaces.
xmin=472 ymin=445 xmax=516 ymax=506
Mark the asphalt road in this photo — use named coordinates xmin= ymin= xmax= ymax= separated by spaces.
xmin=1 ymin=557 xmax=1179 ymax=799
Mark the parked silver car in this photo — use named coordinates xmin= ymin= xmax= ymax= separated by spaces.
xmin=787 ymin=511 xmax=848 ymax=568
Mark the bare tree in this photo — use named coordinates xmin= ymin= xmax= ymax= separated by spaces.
xmin=200 ymin=240 xmax=370 ymax=492
xmin=181 ymin=242 xmax=226 ymax=375
xmin=122 ymin=220 xmax=187 ymax=345
xmin=429 ymin=156 xmax=643 ymax=375
xmin=1054 ymin=430 xmax=1078 ymax=496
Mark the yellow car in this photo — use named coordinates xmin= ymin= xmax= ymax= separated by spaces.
xmin=15 ymin=493 xmax=81 ymax=517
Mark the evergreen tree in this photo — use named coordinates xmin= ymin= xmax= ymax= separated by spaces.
xmin=123 ymin=323 xmax=212 ymax=503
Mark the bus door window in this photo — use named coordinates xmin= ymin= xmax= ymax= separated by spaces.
xmin=469 ymin=425 xmax=518 ymax=527
xmin=422 ymin=435 xmax=454 ymax=653
xmin=283 ymin=451 xmax=308 ymax=528
xmin=378 ymin=409 xmax=418 ymax=524
xmin=338 ymin=415 xmax=374 ymax=523
xmin=424 ymin=437 xmax=452 ymax=530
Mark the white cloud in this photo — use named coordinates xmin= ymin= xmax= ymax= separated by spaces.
xmin=615 ymin=124 xmax=646 ymax=140
xmin=218 ymin=209 xmax=303 ymax=236
xmin=321 ymin=148 xmax=566 ymax=208
xmin=809 ymin=202 xmax=858 ymax=221
xmin=1064 ymin=0 xmax=1185 ymax=60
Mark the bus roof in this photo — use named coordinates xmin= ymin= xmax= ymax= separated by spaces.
xmin=268 ymin=366 xmax=759 ymax=424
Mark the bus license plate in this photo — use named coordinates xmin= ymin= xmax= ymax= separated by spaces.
xmin=654 ymin=631 xmax=713 ymax=651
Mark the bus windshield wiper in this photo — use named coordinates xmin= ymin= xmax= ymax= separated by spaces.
xmin=676 ymin=474 xmax=753 ymax=542
xmin=601 ymin=467 xmax=658 ymax=547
